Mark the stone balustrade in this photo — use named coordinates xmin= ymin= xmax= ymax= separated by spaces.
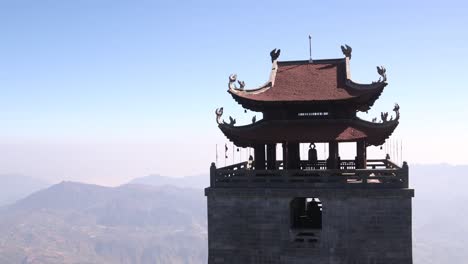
xmin=210 ymin=159 xmax=408 ymax=188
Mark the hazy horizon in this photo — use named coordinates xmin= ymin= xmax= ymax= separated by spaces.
xmin=1 ymin=162 xmax=466 ymax=188
xmin=1 ymin=0 xmax=467 ymax=186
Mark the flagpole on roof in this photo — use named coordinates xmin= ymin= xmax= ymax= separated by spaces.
xmin=400 ymin=139 xmax=403 ymax=165
xmin=225 ymin=143 xmax=228 ymax=167
xmin=308 ymin=35 xmax=313 ymax=63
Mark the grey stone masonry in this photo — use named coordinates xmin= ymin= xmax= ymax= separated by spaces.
xmin=205 ymin=187 xmax=414 ymax=264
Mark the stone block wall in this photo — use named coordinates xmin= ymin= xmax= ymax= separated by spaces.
xmin=205 ymin=188 xmax=413 ymax=264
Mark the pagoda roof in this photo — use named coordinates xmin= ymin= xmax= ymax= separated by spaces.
xmin=228 ymin=48 xmax=388 ymax=112
xmin=217 ymin=115 xmax=399 ymax=148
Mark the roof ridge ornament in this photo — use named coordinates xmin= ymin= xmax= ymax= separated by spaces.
xmin=215 ymin=107 xmax=224 ymax=125
xmin=215 ymin=107 xmax=237 ymax=126
xmin=393 ymin=103 xmax=400 ymax=119
xmin=228 ymin=49 xmax=279 ymax=93
xmin=270 ymin=48 xmax=281 ymax=62
xmin=341 ymin=44 xmax=352 ymax=59
xmin=380 ymin=103 xmax=400 ymax=123
xmin=228 ymin=74 xmax=245 ymax=90
xmin=377 ymin=66 xmax=387 ymax=82
xmin=227 ymin=116 xmax=236 ymax=126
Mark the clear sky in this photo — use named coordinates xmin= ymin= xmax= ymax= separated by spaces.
xmin=0 ymin=0 xmax=467 ymax=186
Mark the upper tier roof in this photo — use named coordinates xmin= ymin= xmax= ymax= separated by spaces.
xmin=228 ymin=48 xmax=387 ymax=112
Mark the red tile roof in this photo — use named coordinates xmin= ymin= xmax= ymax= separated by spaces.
xmin=229 ymin=59 xmax=385 ymax=111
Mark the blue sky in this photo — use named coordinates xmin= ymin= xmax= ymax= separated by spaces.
xmin=0 ymin=0 xmax=467 ymax=185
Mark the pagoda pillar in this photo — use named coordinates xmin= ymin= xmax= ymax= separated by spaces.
xmin=254 ymin=144 xmax=266 ymax=170
xmin=266 ymin=144 xmax=276 ymax=170
xmin=284 ymin=142 xmax=300 ymax=169
xmin=328 ymin=142 xmax=339 ymax=169
xmin=356 ymin=140 xmax=367 ymax=169
xmin=282 ymin=143 xmax=288 ymax=169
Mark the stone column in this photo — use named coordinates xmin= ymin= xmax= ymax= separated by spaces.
xmin=286 ymin=142 xmax=300 ymax=169
xmin=282 ymin=142 xmax=288 ymax=169
xmin=356 ymin=140 xmax=367 ymax=169
xmin=254 ymin=144 xmax=266 ymax=170
xmin=328 ymin=142 xmax=339 ymax=169
xmin=210 ymin=162 xmax=216 ymax=187
xmin=266 ymin=144 xmax=276 ymax=170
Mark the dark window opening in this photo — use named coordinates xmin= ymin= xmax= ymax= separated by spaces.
xmin=290 ymin=197 xmax=322 ymax=229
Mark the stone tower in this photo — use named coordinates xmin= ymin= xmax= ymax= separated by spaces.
xmin=206 ymin=46 xmax=413 ymax=264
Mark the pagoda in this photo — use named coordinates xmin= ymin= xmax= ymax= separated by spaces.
xmin=206 ymin=45 xmax=413 ymax=264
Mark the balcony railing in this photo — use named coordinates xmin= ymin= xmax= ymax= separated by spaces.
xmin=210 ymin=159 xmax=408 ymax=188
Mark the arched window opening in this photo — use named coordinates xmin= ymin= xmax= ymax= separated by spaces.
xmin=290 ymin=197 xmax=322 ymax=229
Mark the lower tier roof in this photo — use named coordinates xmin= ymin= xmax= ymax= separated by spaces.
xmin=218 ymin=118 xmax=398 ymax=147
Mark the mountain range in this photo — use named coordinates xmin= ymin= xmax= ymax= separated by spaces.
xmin=0 ymin=164 xmax=466 ymax=263
xmin=0 ymin=182 xmax=207 ymax=264
xmin=129 ymin=174 xmax=209 ymax=189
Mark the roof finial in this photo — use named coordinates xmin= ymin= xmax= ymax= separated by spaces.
xmin=341 ymin=44 xmax=352 ymax=59
xmin=270 ymin=48 xmax=281 ymax=62
xmin=377 ymin=66 xmax=387 ymax=82
xmin=308 ymin=35 xmax=313 ymax=63
xmin=215 ymin=107 xmax=223 ymax=125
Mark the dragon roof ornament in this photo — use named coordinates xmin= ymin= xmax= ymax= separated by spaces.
xmin=270 ymin=48 xmax=281 ymax=62
xmin=342 ymin=46 xmax=387 ymax=89
xmin=228 ymin=48 xmax=281 ymax=93
xmin=341 ymin=44 xmax=352 ymax=59
xmin=215 ymin=107 xmax=224 ymax=125
xmin=345 ymin=64 xmax=388 ymax=90
xmin=377 ymin=66 xmax=387 ymax=83
xmin=381 ymin=103 xmax=400 ymax=123
xmin=226 ymin=116 xmax=236 ymax=126
xmin=228 ymin=74 xmax=245 ymax=90
xmin=215 ymin=107 xmax=238 ymax=126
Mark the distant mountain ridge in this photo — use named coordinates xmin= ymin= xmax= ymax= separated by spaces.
xmin=0 ymin=174 xmax=49 ymax=207
xmin=0 ymin=172 xmax=209 ymax=208
xmin=129 ymin=173 xmax=209 ymax=189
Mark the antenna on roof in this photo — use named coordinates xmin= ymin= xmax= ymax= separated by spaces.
xmin=308 ymin=35 xmax=313 ymax=63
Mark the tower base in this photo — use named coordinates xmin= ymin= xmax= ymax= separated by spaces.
xmin=205 ymin=187 xmax=413 ymax=264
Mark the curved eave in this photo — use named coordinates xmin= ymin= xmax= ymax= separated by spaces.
xmin=354 ymin=117 xmax=399 ymax=146
xmin=345 ymin=81 xmax=387 ymax=112
xmin=218 ymin=118 xmax=398 ymax=148
xmin=228 ymin=80 xmax=387 ymax=113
